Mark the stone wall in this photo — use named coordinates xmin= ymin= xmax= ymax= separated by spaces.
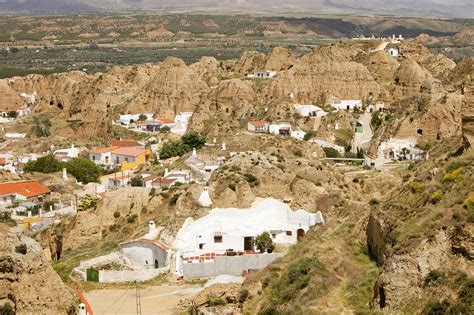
xmin=182 ymin=253 xmax=284 ymax=279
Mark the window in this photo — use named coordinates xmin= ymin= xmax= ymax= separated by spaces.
xmin=214 ymin=236 xmax=223 ymax=243
xmin=92 ymin=155 xmax=96 ymax=161
xmin=199 ymin=243 xmax=204 ymax=250
xmin=271 ymin=233 xmax=276 ymax=239
xmin=145 ymin=260 xmax=148 ymax=265
xmin=286 ymin=231 xmax=292 ymax=236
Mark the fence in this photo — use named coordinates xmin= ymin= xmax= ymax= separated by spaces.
xmin=182 ymin=253 xmax=284 ymax=279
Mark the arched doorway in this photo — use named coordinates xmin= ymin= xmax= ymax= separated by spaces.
xmin=297 ymin=229 xmax=305 ymax=241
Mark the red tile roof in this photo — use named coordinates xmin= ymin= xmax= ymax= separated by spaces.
xmin=249 ymin=120 xmax=268 ymax=127
xmin=90 ymin=146 xmax=119 ymax=154
xmin=0 ymin=157 xmax=6 ymax=166
xmin=0 ymin=180 xmax=50 ymax=198
xmin=156 ymin=117 xmax=175 ymax=124
xmin=111 ymin=140 xmax=141 ymax=147
xmin=112 ymin=147 xmax=146 ymax=157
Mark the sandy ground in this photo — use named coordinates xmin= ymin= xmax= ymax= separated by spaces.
xmin=84 ymin=283 xmax=202 ymax=315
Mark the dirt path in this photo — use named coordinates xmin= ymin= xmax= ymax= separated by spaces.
xmin=84 ymin=283 xmax=202 ymax=315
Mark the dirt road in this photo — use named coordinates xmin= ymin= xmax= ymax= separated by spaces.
xmin=84 ymin=283 xmax=202 ymax=315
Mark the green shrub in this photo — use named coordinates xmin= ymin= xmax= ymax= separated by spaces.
xmin=422 ymin=301 xmax=451 ymax=315
xmin=410 ymin=181 xmax=426 ymax=193
xmin=130 ymin=175 xmax=144 ymax=187
xmin=430 ymin=191 xmax=443 ymax=204
xmin=109 ymin=224 xmax=120 ymax=232
xmin=126 ymin=214 xmax=137 ymax=224
xmin=42 ymin=200 xmax=55 ymax=211
xmin=169 ymin=193 xmax=181 ymax=206
xmin=208 ymin=296 xmax=226 ymax=306
xmin=0 ymin=302 xmax=14 ymax=315
xmin=15 ymin=244 xmax=27 ymax=255
xmin=239 ymin=289 xmax=250 ymax=303
xmin=443 ymin=167 xmax=463 ymax=183
xmin=293 ymin=149 xmax=303 ymax=157
xmin=244 ymin=173 xmax=259 ymax=187
xmin=230 ymin=165 xmax=241 ymax=172
xmin=77 ymin=194 xmax=100 ymax=211
xmin=113 ymin=211 xmax=120 ymax=219
xmin=323 ymin=147 xmax=340 ymax=158
xmin=464 ymin=196 xmax=474 ymax=223
xmin=149 ymin=188 xmax=156 ymax=197
xmin=424 ymin=270 xmax=444 ymax=287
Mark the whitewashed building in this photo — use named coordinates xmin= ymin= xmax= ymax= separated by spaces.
xmin=269 ymin=122 xmax=292 ymax=136
xmin=174 ymin=198 xmax=324 ymax=263
xmin=120 ymin=239 xmax=168 ymax=269
xmin=294 ymin=104 xmax=327 ymax=117
xmin=247 ymin=121 xmax=269 ymax=133
xmin=247 ymin=70 xmax=277 ymax=79
xmin=54 ymin=144 xmax=79 ymax=162
xmin=378 ymin=138 xmax=425 ymax=161
xmin=290 ymin=130 xmax=307 ymax=141
xmin=331 ymin=99 xmax=362 ymax=111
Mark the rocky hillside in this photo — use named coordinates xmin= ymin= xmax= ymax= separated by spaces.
xmin=2 ymin=39 xmax=467 ymax=150
xmin=0 ymin=225 xmax=77 ymax=314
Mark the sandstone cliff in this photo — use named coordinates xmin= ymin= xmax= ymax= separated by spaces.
xmin=0 ymin=226 xmax=77 ymax=314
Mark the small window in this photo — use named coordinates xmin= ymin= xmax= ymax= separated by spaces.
xmin=145 ymin=260 xmax=148 ymax=265
xmin=417 ymin=129 xmax=423 ymax=135
xmin=214 ymin=236 xmax=223 ymax=243
xmin=199 ymin=243 xmax=204 ymax=250
xmin=92 ymin=155 xmax=96 ymax=161
xmin=271 ymin=233 xmax=276 ymax=239
xmin=286 ymin=231 xmax=292 ymax=236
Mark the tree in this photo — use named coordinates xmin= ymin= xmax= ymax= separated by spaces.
xmin=23 ymin=155 xmax=62 ymax=173
xmin=64 ymin=158 xmax=101 ymax=184
xmin=130 ymin=175 xmax=144 ymax=187
xmin=159 ymin=140 xmax=189 ymax=160
xmin=181 ymin=132 xmax=206 ymax=150
xmin=254 ymin=232 xmax=275 ymax=253
xmin=138 ymin=114 xmax=148 ymax=122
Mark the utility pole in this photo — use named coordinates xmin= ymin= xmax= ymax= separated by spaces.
xmin=135 ymin=281 xmax=142 ymax=315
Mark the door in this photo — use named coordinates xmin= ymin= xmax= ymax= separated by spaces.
xmin=86 ymin=268 xmax=99 ymax=282
xmin=155 ymin=259 xmax=159 ymax=269
xmin=244 ymin=237 xmax=253 ymax=251
xmin=297 ymin=229 xmax=305 ymax=241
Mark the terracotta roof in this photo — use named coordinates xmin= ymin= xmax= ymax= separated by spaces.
xmin=0 ymin=180 xmax=50 ymax=198
xmin=249 ymin=120 xmax=268 ymax=127
xmin=112 ymin=146 xmax=146 ymax=157
xmin=120 ymin=239 xmax=169 ymax=251
xmin=0 ymin=157 xmax=6 ymax=166
xmin=91 ymin=146 xmax=119 ymax=154
xmin=156 ymin=117 xmax=175 ymax=124
xmin=111 ymin=140 xmax=141 ymax=147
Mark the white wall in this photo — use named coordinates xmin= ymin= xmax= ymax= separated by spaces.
xmin=120 ymin=243 xmax=167 ymax=269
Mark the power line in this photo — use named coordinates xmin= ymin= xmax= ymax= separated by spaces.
xmin=114 ymin=289 xmax=130 ymax=315
xmin=102 ymin=289 xmax=129 ymax=314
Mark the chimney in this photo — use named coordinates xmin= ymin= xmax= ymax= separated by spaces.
xmin=149 ymin=221 xmax=156 ymax=233
xmin=192 ymin=148 xmax=197 ymax=156
xmin=164 ymin=168 xmax=169 ymax=177
xmin=222 ymin=143 xmax=226 ymax=151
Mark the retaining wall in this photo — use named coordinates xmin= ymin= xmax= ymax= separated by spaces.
xmin=182 ymin=253 xmax=284 ymax=279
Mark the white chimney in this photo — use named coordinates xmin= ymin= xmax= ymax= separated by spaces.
xmin=192 ymin=148 xmax=197 ymax=156
xmin=198 ymin=187 xmax=213 ymax=207
xmin=149 ymin=221 xmax=157 ymax=234
xmin=164 ymin=168 xmax=169 ymax=177
xmin=78 ymin=303 xmax=87 ymax=315
xmin=221 ymin=142 xmax=226 ymax=151
xmin=62 ymin=168 xmax=68 ymax=181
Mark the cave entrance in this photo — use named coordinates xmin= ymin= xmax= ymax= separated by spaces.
xmin=379 ymin=286 xmax=386 ymax=308
xmin=417 ymin=129 xmax=423 ymax=135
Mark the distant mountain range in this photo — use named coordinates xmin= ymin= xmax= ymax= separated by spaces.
xmin=0 ymin=0 xmax=472 ymax=18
